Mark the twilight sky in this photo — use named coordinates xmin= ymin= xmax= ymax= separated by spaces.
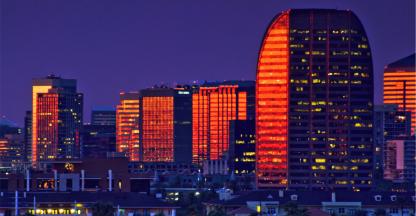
xmin=1 ymin=0 xmax=415 ymax=126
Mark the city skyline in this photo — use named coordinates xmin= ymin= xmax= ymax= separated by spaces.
xmin=0 ymin=2 xmax=414 ymax=215
xmin=1 ymin=0 xmax=415 ymax=126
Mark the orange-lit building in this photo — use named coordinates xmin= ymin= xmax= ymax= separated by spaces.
xmin=256 ymin=9 xmax=373 ymax=190
xmin=140 ymin=86 xmax=192 ymax=163
xmin=192 ymin=81 xmax=255 ymax=165
xmin=32 ymin=75 xmax=83 ymax=165
xmin=116 ymin=86 xmax=193 ymax=163
xmin=383 ymin=54 xmax=416 ymax=135
xmin=116 ymin=92 xmax=140 ymax=161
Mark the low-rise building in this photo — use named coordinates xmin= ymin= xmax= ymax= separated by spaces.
xmin=204 ymin=190 xmax=415 ymax=216
xmin=0 ymin=192 xmax=179 ymax=216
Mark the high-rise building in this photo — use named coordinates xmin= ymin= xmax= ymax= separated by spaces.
xmin=192 ymin=81 xmax=255 ymax=165
xmin=373 ymin=105 xmax=411 ymax=179
xmin=32 ymin=75 xmax=83 ymax=164
xmin=229 ymin=120 xmax=256 ymax=175
xmin=256 ymin=9 xmax=373 ymax=190
xmin=383 ymin=54 xmax=416 ymax=135
xmin=116 ymin=87 xmax=193 ymax=163
xmin=81 ymin=124 xmax=116 ymax=159
xmin=116 ymin=92 xmax=140 ymax=161
xmin=24 ymin=111 xmax=32 ymax=163
xmin=140 ymin=86 xmax=192 ymax=163
xmin=91 ymin=107 xmax=116 ymax=125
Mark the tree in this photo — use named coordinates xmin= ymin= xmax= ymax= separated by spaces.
xmin=354 ymin=210 xmax=367 ymax=216
xmin=374 ymin=209 xmax=386 ymax=216
xmin=91 ymin=202 xmax=114 ymax=216
xmin=282 ymin=202 xmax=310 ymax=216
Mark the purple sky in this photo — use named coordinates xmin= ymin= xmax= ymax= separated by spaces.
xmin=1 ymin=0 xmax=415 ymax=126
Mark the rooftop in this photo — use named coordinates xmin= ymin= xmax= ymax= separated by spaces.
xmin=385 ymin=53 xmax=416 ymax=71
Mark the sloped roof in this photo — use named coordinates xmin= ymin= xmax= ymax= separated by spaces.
xmin=386 ymin=54 xmax=415 ymax=71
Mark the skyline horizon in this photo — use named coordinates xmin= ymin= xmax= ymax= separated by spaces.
xmin=1 ymin=0 xmax=415 ymax=125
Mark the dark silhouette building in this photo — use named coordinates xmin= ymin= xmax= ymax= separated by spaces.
xmin=256 ymin=9 xmax=374 ymax=190
xmin=91 ymin=107 xmax=116 ymax=126
xmin=24 ymin=111 xmax=32 ymax=163
xmin=373 ymin=104 xmax=412 ymax=180
xmin=229 ymin=120 xmax=255 ymax=175
xmin=81 ymin=124 xmax=116 ymax=159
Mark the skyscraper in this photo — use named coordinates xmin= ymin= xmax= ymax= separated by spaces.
xmin=256 ymin=9 xmax=373 ymax=190
xmin=116 ymin=92 xmax=140 ymax=161
xmin=192 ymin=81 xmax=255 ymax=165
xmin=383 ymin=53 xmax=416 ymax=135
xmin=24 ymin=111 xmax=32 ymax=163
xmin=140 ymin=86 xmax=193 ymax=163
xmin=32 ymin=75 xmax=83 ymax=164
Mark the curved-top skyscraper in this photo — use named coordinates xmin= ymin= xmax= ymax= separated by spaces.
xmin=256 ymin=9 xmax=374 ymax=190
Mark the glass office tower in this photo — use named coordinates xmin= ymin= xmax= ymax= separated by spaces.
xmin=256 ymin=9 xmax=373 ymax=190
xmin=32 ymin=75 xmax=83 ymax=164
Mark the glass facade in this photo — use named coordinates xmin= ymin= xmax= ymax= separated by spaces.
xmin=142 ymin=96 xmax=174 ymax=162
xmin=229 ymin=120 xmax=256 ymax=175
xmin=256 ymin=11 xmax=290 ymax=188
xmin=32 ymin=76 xmax=83 ymax=164
xmin=116 ymin=87 xmax=192 ymax=163
xmin=373 ymin=105 xmax=411 ymax=180
xmin=116 ymin=92 xmax=140 ymax=161
xmin=256 ymin=9 xmax=374 ymax=190
xmin=192 ymin=81 xmax=254 ymax=165
xmin=383 ymin=54 xmax=416 ymax=135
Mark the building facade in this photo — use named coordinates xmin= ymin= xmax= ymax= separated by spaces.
xmin=140 ymin=86 xmax=192 ymax=163
xmin=91 ymin=107 xmax=116 ymax=125
xmin=0 ymin=134 xmax=24 ymax=170
xmin=81 ymin=124 xmax=116 ymax=159
xmin=373 ymin=105 xmax=411 ymax=180
xmin=256 ymin=9 xmax=374 ymax=190
xmin=24 ymin=111 xmax=32 ymax=163
xmin=192 ymin=81 xmax=255 ymax=165
xmin=116 ymin=86 xmax=193 ymax=163
xmin=116 ymin=92 xmax=140 ymax=161
xmin=383 ymin=54 xmax=416 ymax=135
xmin=384 ymin=137 xmax=415 ymax=182
xmin=229 ymin=120 xmax=256 ymax=175
xmin=32 ymin=75 xmax=83 ymax=165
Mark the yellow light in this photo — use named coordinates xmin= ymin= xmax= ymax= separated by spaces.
xmin=315 ymin=158 xmax=326 ymax=163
